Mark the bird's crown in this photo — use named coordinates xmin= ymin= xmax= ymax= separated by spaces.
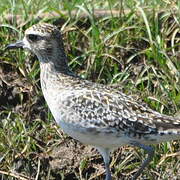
xmin=25 ymin=23 xmax=60 ymax=38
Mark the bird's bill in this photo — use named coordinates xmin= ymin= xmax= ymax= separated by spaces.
xmin=6 ymin=40 xmax=24 ymax=50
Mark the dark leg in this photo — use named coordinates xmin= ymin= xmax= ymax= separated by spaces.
xmin=96 ymin=147 xmax=112 ymax=180
xmin=130 ymin=142 xmax=154 ymax=180
xmin=105 ymin=160 xmax=112 ymax=180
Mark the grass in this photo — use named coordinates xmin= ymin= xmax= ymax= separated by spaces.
xmin=0 ymin=0 xmax=180 ymax=179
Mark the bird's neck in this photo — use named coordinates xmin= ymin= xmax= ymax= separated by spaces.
xmin=40 ymin=60 xmax=69 ymax=74
xmin=49 ymin=49 xmax=69 ymax=72
xmin=39 ymin=43 xmax=80 ymax=91
xmin=40 ymin=60 xmax=75 ymax=83
xmin=39 ymin=56 xmax=79 ymax=91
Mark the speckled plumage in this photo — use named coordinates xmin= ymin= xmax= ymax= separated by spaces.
xmin=7 ymin=23 xmax=180 ymax=180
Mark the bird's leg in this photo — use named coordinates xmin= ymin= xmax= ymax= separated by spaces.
xmin=96 ymin=147 xmax=112 ymax=180
xmin=105 ymin=160 xmax=112 ymax=180
xmin=130 ymin=142 xmax=154 ymax=180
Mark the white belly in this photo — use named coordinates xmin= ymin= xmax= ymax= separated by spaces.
xmin=58 ymin=121 xmax=132 ymax=149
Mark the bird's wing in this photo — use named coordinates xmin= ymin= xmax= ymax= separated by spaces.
xmin=60 ymin=87 xmax=180 ymax=135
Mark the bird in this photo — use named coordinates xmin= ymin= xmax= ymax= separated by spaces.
xmin=6 ymin=23 xmax=180 ymax=180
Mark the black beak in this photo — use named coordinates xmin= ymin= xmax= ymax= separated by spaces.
xmin=6 ymin=40 xmax=24 ymax=50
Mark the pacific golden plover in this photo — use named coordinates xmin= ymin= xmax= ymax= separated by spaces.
xmin=7 ymin=23 xmax=180 ymax=180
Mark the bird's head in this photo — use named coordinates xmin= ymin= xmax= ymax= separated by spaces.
xmin=7 ymin=23 xmax=64 ymax=63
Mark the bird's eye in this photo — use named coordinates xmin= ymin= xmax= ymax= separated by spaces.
xmin=27 ymin=34 xmax=41 ymax=42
